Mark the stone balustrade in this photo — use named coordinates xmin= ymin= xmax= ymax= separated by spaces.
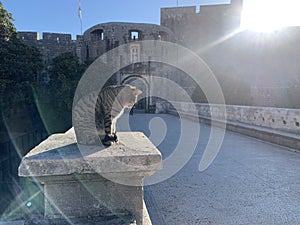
xmin=18 ymin=128 xmax=162 ymax=225
xmin=156 ymin=101 xmax=300 ymax=150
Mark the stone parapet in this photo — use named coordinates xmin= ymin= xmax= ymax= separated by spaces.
xmin=19 ymin=129 xmax=162 ymax=225
xmin=157 ymin=101 xmax=300 ymax=151
xmin=159 ymin=101 xmax=300 ymax=134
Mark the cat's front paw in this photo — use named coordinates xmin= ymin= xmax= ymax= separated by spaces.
xmin=112 ymin=133 xmax=118 ymax=142
xmin=102 ymin=134 xmax=117 ymax=147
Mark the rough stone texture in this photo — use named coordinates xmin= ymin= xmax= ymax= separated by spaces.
xmin=161 ymin=1 xmax=242 ymax=48
xmin=18 ymin=32 xmax=80 ymax=67
xmin=24 ymin=217 xmax=136 ymax=225
xmin=166 ymin=101 xmax=300 ymax=134
xmin=81 ymin=22 xmax=176 ymax=62
xmin=17 ymin=22 xmax=176 ymax=66
xmin=41 ymin=174 xmax=142 ymax=219
xmin=0 ymin=203 xmax=152 ymax=225
xmin=157 ymin=101 xmax=300 ymax=150
xmin=0 ymin=221 xmax=24 ymax=225
xmin=160 ymin=3 xmax=300 ymax=108
xmin=18 ymin=129 xmax=162 ymax=225
xmin=19 ymin=129 xmax=162 ymax=177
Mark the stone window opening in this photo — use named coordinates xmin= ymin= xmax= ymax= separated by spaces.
xmin=86 ymin=45 xmax=90 ymax=59
xmin=91 ymin=29 xmax=104 ymax=41
xmin=120 ymin=55 xmax=124 ymax=67
xmin=158 ymin=31 xmax=168 ymax=41
xmin=130 ymin=30 xmax=142 ymax=41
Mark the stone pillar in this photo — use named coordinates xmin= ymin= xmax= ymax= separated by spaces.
xmin=19 ymin=129 xmax=162 ymax=225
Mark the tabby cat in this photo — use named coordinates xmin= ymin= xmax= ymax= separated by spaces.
xmin=73 ymin=85 xmax=142 ymax=146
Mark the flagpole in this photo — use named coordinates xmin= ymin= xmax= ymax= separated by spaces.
xmin=80 ymin=18 xmax=82 ymax=35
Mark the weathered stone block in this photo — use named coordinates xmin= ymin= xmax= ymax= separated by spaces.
xmin=19 ymin=129 xmax=162 ymax=225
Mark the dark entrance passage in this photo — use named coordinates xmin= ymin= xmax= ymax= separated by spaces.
xmin=121 ymin=75 xmax=150 ymax=113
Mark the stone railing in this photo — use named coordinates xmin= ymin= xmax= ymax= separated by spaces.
xmin=19 ymin=128 xmax=162 ymax=225
xmin=156 ymin=101 xmax=300 ymax=150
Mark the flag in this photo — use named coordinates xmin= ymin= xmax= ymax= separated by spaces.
xmin=78 ymin=2 xmax=82 ymax=20
xmin=78 ymin=1 xmax=83 ymax=34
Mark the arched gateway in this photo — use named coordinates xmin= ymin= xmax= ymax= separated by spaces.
xmin=121 ymin=74 xmax=150 ymax=113
xmin=80 ymin=22 xmax=177 ymax=113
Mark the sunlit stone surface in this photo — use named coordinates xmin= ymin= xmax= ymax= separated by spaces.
xmin=19 ymin=129 xmax=162 ymax=225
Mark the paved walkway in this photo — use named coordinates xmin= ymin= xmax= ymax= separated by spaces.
xmin=121 ymin=113 xmax=300 ymax=225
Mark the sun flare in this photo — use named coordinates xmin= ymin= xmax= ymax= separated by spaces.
xmin=240 ymin=0 xmax=300 ymax=33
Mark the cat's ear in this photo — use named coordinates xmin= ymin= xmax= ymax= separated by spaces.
xmin=134 ymin=89 xmax=142 ymax=96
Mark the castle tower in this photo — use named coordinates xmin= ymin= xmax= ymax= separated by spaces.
xmin=160 ymin=0 xmax=243 ymax=49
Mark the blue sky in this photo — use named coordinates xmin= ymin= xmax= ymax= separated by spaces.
xmin=2 ymin=0 xmax=230 ymax=39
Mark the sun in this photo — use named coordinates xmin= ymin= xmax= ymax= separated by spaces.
xmin=240 ymin=0 xmax=300 ymax=33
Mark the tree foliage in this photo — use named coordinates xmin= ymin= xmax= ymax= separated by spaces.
xmin=0 ymin=2 xmax=43 ymax=116
xmin=48 ymin=52 xmax=85 ymax=110
xmin=0 ymin=41 xmax=43 ymax=82
xmin=0 ymin=2 xmax=43 ymax=82
xmin=0 ymin=1 xmax=16 ymax=43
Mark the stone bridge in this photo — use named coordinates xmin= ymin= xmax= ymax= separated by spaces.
xmin=121 ymin=111 xmax=300 ymax=225
xmin=11 ymin=103 xmax=300 ymax=225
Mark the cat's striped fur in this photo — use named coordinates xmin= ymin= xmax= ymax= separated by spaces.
xmin=73 ymin=85 xmax=142 ymax=146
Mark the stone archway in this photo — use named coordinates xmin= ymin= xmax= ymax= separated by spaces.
xmin=121 ymin=74 xmax=150 ymax=113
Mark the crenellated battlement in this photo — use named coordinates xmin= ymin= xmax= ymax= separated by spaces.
xmin=18 ymin=31 xmax=80 ymax=42
xmin=18 ymin=31 xmax=83 ymax=65
xmin=161 ymin=1 xmax=243 ymax=47
xmin=18 ymin=31 xmax=40 ymax=41
xmin=42 ymin=32 xmax=72 ymax=42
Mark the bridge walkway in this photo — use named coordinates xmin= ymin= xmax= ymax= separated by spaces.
xmin=121 ymin=113 xmax=300 ymax=225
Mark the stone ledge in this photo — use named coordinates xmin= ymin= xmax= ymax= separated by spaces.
xmin=169 ymin=109 xmax=300 ymax=152
xmin=18 ymin=129 xmax=162 ymax=225
xmin=19 ymin=129 xmax=162 ymax=178
xmin=24 ymin=215 xmax=136 ymax=225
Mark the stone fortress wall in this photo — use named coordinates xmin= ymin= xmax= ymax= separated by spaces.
xmin=17 ymin=1 xmax=243 ymax=66
xmin=16 ymin=1 xmax=244 ymax=110
xmin=81 ymin=22 xmax=176 ymax=62
xmin=160 ymin=0 xmax=243 ymax=48
xmin=18 ymin=32 xmax=82 ymax=66
xmin=160 ymin=0 xmax=300 ymax=108
xmin=17 ymin=23 xmax=195 ymax=112
xmin=17 ymin=22 xmax=177 ymax=66
xmin=17 ymin=0 xmax=300 ymax=107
